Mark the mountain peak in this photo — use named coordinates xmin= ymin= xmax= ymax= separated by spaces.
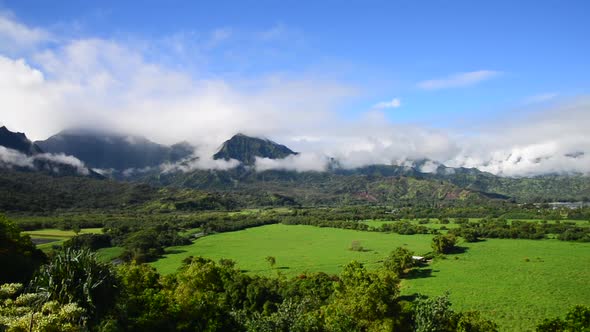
xmin=0 ymin=126 xmax=43 ymax=155
xmin=213 ymin=134 xmax=297 ymax=165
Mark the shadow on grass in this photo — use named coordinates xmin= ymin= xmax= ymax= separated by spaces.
xmin=398 ymin=293 xmax=421 ymax=302
xmin=276 ymin=266 xmax=290 ymax=270
xmin=349 ymin=248 xmax=373 ymax=252
xmin=165 ymin=249 xmax=187 ymax=255
xmin=447 ymin=246 xmax=469 ymax=254
xmin=405 ymin=268 xmax=435 ymax=280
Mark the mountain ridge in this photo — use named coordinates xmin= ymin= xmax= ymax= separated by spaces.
xmin=35 ymin=129 xmax=194 ymax=170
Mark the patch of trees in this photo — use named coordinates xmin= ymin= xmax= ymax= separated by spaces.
xmin=451 ymin=218 xmax=590 ymax=242
xmin=414 ymin=292 xmax=499 ymax=332
xmin=64 ymin=233 xmax=112 ymax=250
xmin=379 ymin=220 xmax=431 ymax=235
xmin=383 ymin=247 xmax=415 ymax=275
xmin=0 ymin=215 xmax=46 ymax=284
xmin=118 ymin=224 xmax=192 ymax=263
xmin=204 ymin=218 xmax=279 ymax=233
xmin=431 ymin=234 xmax=458 ymax=254
xmin=281 ymin=216 xmax=370 ymax=231
xmin=536 ymin=305 xmax=590 ymax=331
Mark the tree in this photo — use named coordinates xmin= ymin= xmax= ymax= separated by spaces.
xmin=414 ymin=293 xmax=456 ymax=332
xmin=383 ymin=247 xmax=414 ymax=276
xmin=0 ymin=215 xmax=46 ymax=284
xmin=266 ymin=256 xmax=277 ymax=269
xmin=323 ymin=261 xmax=402 ymax=331
xmin=72 ymin=224 xmax=81 ymax=235
xmin=431 ymin=234 xmax=457 ymax=254
xmin=414 ymin=293 xmax=498 ymax=332
xmin=349 ymin=240 xmax=364 ymax=252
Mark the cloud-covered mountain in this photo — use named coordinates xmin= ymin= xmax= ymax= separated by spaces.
xmin=36 ymin=129 xmax=194 ymax=171
xmin=0 ymin=126 xmax=97 ymax=177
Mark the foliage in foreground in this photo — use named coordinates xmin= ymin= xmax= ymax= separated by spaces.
xmin=0 ymin=215 xmax=46 ymax=284
xmin=536 ymin=305 xmax=590 ymax=331
xmin=0 ymin=246 xmax=504 ymax=332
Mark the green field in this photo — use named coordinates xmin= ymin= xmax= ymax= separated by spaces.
xmin=151 ymin=224 xmax=434 ymax=275
xmin=96 ymin=246 xmax=125 ymax=262
xmin=151 ymin=224 xmax=590 ymax=331
xmin=404 ymin=238 xmax=590 ymax=331
xmin=24 ymin=228 xmax=103 ymax=250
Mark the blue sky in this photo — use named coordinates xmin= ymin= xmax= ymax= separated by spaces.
xmin=3 ymin=0 xmax=588 ymax=127
xmin=1 ymin=1 xmax=589 ymax=175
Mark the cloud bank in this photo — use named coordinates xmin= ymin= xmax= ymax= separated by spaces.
xmin=0 ymin=13 xmax=589 ymax=177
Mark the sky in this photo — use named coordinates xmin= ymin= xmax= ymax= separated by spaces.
xmin=0 ymin=0 xmax=589 ymax=176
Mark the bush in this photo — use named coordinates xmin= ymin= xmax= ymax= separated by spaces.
xmin=349 ymin=240 xmax=364 ymax=252
xmin=431 ymin=234 xmax=457 ymax=254
xmin=30 ymin=248 xmax=118 ymax=322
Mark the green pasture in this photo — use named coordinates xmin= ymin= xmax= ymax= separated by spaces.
xmin=151 ymin=224 xmax=434 ymax=275
xmin=151 ymin=223 xmax=590 ymax=331
xmin=96 ymin=246 xmax=125 ymax=262
xmin=404 ymin=238 xmax=590 ymax=331
xmin=23 ymin=228 xmax=103 ymax=250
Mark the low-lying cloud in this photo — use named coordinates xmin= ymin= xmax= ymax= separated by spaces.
xmin=255 ymin=153 xmax=329 ymax=172
xmin=0 ymin=146 xmax=90 ymax=175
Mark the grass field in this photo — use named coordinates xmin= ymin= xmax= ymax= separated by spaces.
xmin=151 ymin=224 xmax=590 ymax=331
xmin=96 ymin=246 xmax=125 ymax=262
xmin=404 ymin=238 xmax=590 ymax=331
xmin=151 ymin=224 xmax=434 ymax=275
xmin=24 ymin=228 xmax=103 ymax=250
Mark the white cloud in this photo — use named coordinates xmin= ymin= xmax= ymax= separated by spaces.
xmin=373 ymin=98 xmax=401 ymax=109
xmin=0 ymin=146 xmax=34 ymax=168
xmin=0 ymin=12 xmax=51 ymax=53
xmin=160 ymin=155 xmax=240 ymax=173
xmin=0 ymin=146 xmax=90 ymax=175
xmin=417 ymin=70 xmax=500 ymax=90
xmin=523 ymin=92 xmax=558 ymax=104
xmin=255 ymin=153 xmax=329 ymax=172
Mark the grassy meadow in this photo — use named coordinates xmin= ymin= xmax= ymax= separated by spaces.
xmin=151 ymin=224 xmax=435 ymax=275
xmin=404 ymin=238 xmax=590 ymax=331
xmin=24 ymin=228 xmax=103 ymax=250
xmin=151 ymin=223 xmax=590 ymax=331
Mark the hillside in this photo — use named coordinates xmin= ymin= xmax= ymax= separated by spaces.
xmin=147 ymin=166 xmax=499 ymax=207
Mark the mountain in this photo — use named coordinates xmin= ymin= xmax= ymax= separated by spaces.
xmin=36 ymin=129 xmax=194 ymax=170
xmin=0 ymin=126 xmax=43 ymax=155
xmin=213 ymin=133 xmax=297 ymax=165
